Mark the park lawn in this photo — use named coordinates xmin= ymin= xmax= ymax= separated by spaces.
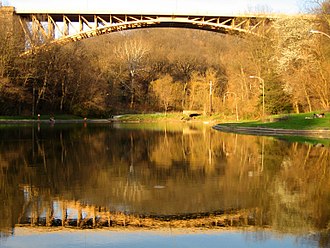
xmin=115 ymin=112 xmax=228 ymax=122
xmin=219 ymin=112 xmax=330 ymax=130
xmin=114 ymin=112 xmax=184 ymax=121
xmin=1 ymin=112 xmax=329 ymax=131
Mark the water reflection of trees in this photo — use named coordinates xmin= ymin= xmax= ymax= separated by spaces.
xmin=0 ymin=124 xmax=329 ymax=246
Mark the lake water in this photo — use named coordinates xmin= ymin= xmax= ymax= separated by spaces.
xmin=0 ymin=122 xmax=329 ymax=247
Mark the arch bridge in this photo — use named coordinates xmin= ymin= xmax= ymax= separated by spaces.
xmin=1 ymin=6 xmax=272 ymax=54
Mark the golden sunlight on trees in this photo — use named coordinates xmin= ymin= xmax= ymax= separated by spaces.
xmin=187 ymin=68 xmax=220 ymax=114
xmin=311 ymin=0 xmax=330 ymax=109
xmin=313 ymin=0 xmax=330 ymax=26
xmin=1 ymin=125 xmax=329 ymax=235
xmin=151 ymin=74 xmax=183 ymax=114
xmin=114 ymin=38 xmax=150 ymax=109
xmin=21 ymin=43 xmax=108 ymax=116
xmin=271 ymin=17 xmax=320 ymax=112
xmin=0 ymin=14 xmax=27 ymax=115
xmin=0 ymin=8 xmax=329 ymax=117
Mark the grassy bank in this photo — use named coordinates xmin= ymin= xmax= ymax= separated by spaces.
xmin=216 ymin=112 xmax=330 ymax=130
xmin=1 ymin=112 xmax=329 ymax=130
xmin=113 ymin=112 xmax=225 ymax=123
xmin=0 ymin=113 xmax=203 ymax=122
xmin=113 ymin=112 xmax=183 ymax=122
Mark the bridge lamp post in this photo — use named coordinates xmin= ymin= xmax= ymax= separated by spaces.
xmin=310 ymin=29 xmax=330 ymax=39
xmin=249 ymin=76 xmax=265 ymax=121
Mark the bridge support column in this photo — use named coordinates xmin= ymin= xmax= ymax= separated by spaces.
xmin=0 ymin=6 xmax=25 ymax=52
xmin=63 ymin=16 xmax=69 ymax=36
xmin=0 ymin=6 xmax=15 ymax=32
xmin=48 ymin=18 xmax=55 ymax=39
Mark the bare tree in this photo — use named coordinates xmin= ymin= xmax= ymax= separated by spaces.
xmin=115 ymin=38 xmax=150 ymax=109
xmin=271 ymin=16 xmax=318 ymax=112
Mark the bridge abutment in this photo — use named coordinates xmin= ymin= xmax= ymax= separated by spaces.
xmin=0 ymin=6 xmax=24 ymax=53
xmin=0 ymin=6 xmax=16 ymax=34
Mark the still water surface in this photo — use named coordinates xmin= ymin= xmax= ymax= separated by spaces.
xmin=0 ymin=122 xmax=329 ymax=247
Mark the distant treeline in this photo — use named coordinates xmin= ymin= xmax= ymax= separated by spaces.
xmin=0 ymin=1 xmax=329 ymax=118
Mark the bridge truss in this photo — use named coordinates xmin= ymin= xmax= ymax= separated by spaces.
xmin=17 ymin=13 xmax=269 ymax=54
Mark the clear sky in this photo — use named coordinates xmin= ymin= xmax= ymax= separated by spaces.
xmin=3 ymin=0 xmax=313 ymax=15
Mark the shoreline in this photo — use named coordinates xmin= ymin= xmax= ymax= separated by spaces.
xmin=1 ymin=118 xmax=330 ymax=139
xmin=0 ymin=119 xmax=113 ymax=124
xmin=0 ymin=117 xmax=216 ymax=125
xmin=11 ymin=225 xmax=262 ymax=235
xmin=213 ymin=124 xmax=330 ymax=138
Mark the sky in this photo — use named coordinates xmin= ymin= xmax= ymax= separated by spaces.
xmin=3 ymin=0 xmax=313 ymax=15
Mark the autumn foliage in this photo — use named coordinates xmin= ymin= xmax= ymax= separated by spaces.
xmin=0 ymin=1 xmax=329 ymax=118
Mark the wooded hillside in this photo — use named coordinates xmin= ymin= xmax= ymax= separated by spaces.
xmin=0 ymin=1 xmax=329 ymax=118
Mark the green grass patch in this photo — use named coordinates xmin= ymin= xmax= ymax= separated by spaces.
xmin=2 ymin=112 xmax=329 ymax=130
xmin=114 ymin=112 xmax=184 ymax=121
xmin=219 ymin=112 xmax=330 ymax=130
xmin=114 ymin=112 xmax=226 ymax=122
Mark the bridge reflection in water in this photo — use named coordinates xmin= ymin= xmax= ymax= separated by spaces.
xmin=0 ymin=123 xmax=329 ymax=247
xmin=18 ymin=185 xmax=258 ymax=229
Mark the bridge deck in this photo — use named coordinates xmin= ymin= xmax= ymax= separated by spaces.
xmin=17 ymin=13 xmax=249 ymax=23
xmin=12 ymin=0 xmax=259 ymax=17
xmin=4 ymin=4 xmax=308 ymax=55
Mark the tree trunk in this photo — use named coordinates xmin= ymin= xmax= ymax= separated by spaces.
xmin=182 ymin=82 xmax=188 ymax=109
xmin=60 ymin=78 xmax=66 ymax=111
xmin=130 ymin=91 xmax=135 ymax=109
xmin=303 ymin=82 xmax=312 ymax=112
xmin=293 ymin=101 xmax=300 ymax=113
xmin=130 ymin=71 xmax=135 ymax=109
xmin=319 ymin=65 xmax=329 ymax=109
xmin=36 ymin=73 xmax=48 ymax=111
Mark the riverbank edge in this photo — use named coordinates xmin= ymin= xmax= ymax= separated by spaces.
xmin=0 ymin=116 xmax=215 ymax=124
xmin=2 ymin=117 xmax=330 ymax=139
xmin=13 ymin=225 xmax=262 ymax=234
xmin=212 ymin=124 xmax=330 ymax=138
xmin=0 ymin=119 xmax=111 ymax=124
